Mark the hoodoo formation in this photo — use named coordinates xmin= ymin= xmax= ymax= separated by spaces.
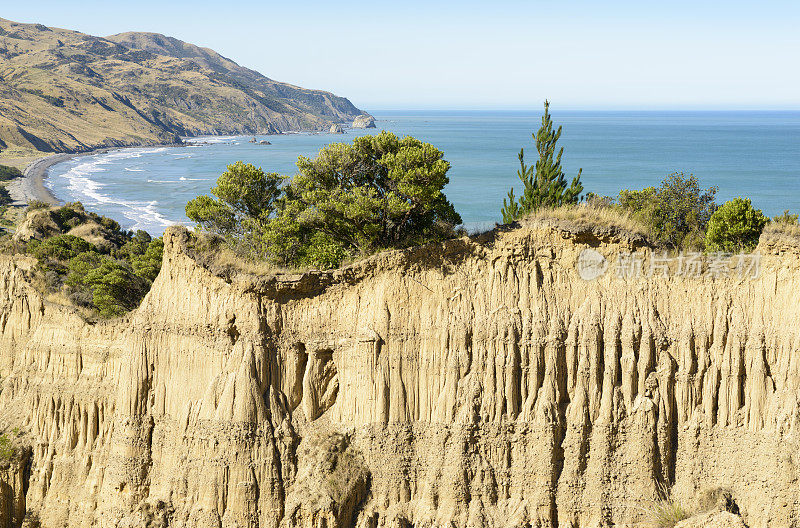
xmin=0 ymin=219 xmax=797 ymax=527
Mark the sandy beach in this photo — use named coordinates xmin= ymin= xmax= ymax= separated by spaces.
xmin=5 ymin=144 xmax=181 ymax=207
xmin=7 ymin=153 xmax=72 ymax=205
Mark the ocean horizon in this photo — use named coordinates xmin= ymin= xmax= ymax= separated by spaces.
xmin=45 ymin=110 xmax=800 ymax=235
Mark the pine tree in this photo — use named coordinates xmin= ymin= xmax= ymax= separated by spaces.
xmin=501 ymin=101 xmax=584 ymax=223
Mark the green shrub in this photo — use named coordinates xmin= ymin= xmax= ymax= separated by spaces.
xmin=773 ymin=210 xmax=799 ymax=224
xmin=83 ymin=258 xmax=148 ymax=318
xmin=301 ymin=232 xmax=348 ymax=270
xmin=118 ymin=230 xmax=152 ymax=260
xmin=0 ymin=434 xmax=15 ymax=462
xmin=187 ymin=133 xmax=462 ymax=269
xmin=27 ymin=200 xmax=50 ymax=211
xmin=0 ymin=165 xmax=23 ymax=181
xmin=30 ymin=234 xmax=94 ymax=262
xmin=65 ymin=251 xmax=103 ymax=288
xmin=705 ymin=197 xmax=768 ymax=253
xmin=618 ymin=173 xmax=717 ymax=249
xmin=131 ymin=238 xmax=164 ymax=282
xmin=21 ymin=204 xmax=163 ymax=318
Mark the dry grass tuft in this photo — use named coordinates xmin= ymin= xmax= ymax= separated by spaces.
xmin=208 ymin=247 xmax=301 ymax=276
xmin=521 ymin=204 xmax=653 ymax=239
xmin=187 ymin=231 xmax=304 ymax=277
xmin=763 ymin=220 xmax=800 ymax=238
xmin=640 ymin=483 xmax=690 ymax=528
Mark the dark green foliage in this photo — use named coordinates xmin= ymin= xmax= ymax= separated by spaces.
xmin=705 ymin=198 xmax=768 ymax=253
xmin=118 ymin=230 xmax=151 ymax=260
xmin=30 ymin=234 xmax=93 ymax=262
xmin=186 ymin=161 xmax=283 ymax=239
xmin=0 ymin=434 xmax=14 ymax=462
xmin=20 ymin=87 xmax=65 ymax=107
xmin=187 ymin=133 xmax=462 ymax=269
xmin=0 ymin=186 xmax=12 ymax=206
xmin=0 ymin=165 xmax=23 ymax=181
xmin=23 ymin=203 xmax=163 ymax=318
xmin=50 ymin=202 xmax=85 ymax=229
xmin=501 ymin=101 xmax=583 ymax=223
xmin=131 ymin=238 xmax=163 ymax=282
xmin=26 ymin=200 xmax=50 ymax=211
xmin=618 ymin=173 xmax=717 ymax=249
xmin=275 ymin=132 xmax=462 ymax=262
xmin=82 ymin=258 xmax=149 ymax=318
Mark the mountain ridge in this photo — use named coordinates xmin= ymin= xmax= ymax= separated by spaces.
xmin=0 ymin=17 xmax=366 ymax=154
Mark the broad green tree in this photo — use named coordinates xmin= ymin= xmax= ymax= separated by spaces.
xmin=284 ymin=132 xmax=461 ymax=251
xmin=187 ymin=133 xmax=462 ymax=269
xmin=185 ymin=161 xmax=283 ymax=238
xmin=257 ymin=132 xmax=462 ymax=267
xmin=501 ymin=101 xmax=584 ymax=223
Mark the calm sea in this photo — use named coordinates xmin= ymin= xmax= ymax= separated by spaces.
xmin=45 ymin=111 xmax=800 ymax=235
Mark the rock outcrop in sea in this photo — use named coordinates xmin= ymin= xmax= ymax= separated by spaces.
xmin=329 ymin=123 xmax=345 ymax=134
xmin=352 ymin=115 xmax=376 ymax=129
xmin=0 ymin=220 xmax=796 ymax=527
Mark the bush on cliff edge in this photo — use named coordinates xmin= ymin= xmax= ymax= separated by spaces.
xmin=186 ymin=132 xmax=462 ymax=269
xmin=12 ymin=203 xmax=163 ymax=318
xmin=705 ymin=198 xmax=768 ymax=253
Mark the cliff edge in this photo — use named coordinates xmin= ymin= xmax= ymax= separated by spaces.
xmin=0 ymin=220 xmax=798 ymax=527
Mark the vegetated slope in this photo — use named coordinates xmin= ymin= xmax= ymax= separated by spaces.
xmin=0 ymin=219 xmax=797 ymax=527
xmin=0 ymin=18 xmax=365 ymax=153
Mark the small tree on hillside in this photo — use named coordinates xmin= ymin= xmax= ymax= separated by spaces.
xmin=501 ymin=101 xmax=584 ymax=223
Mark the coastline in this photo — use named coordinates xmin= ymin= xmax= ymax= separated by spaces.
xmin=3 ymin=126 xmax=349 ymax=208
xmin=6 ymin=144 xmax=183 ymax=207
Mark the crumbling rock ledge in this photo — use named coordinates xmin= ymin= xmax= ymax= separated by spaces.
xmin=0 ymin=220 xmax=798 ymax=527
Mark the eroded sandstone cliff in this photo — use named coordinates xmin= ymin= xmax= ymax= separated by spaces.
xmin=0 ymin=221 xmax=798 ymax=527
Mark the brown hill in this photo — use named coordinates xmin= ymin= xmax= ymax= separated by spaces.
xmin=0 ymin=18 xmax=365 ymax=154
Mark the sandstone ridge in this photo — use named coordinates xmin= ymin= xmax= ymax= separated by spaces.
xmin=0 ymin=220 xmax=798 ymax=527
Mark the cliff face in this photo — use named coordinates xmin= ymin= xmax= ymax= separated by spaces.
xmin=0 ymin=222 xmax=798 ymax=528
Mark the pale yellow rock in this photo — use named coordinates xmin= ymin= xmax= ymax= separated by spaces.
xmin=675 ymin=510 xmax=748 ymax=528
xmin=0 ymin=221 xmax=797 ymax=527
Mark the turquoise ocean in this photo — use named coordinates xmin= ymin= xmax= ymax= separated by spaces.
xmin=45 ymin=111 xmax=800 ymax=235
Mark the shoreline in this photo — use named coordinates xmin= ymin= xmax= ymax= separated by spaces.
xmin=3 ymin=129 xmax=326 ymax=208
xmin=6 ymin=144 xmax=183 ymax=207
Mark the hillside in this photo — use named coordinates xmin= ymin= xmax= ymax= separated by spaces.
xmin=0 ymin=220 xmax=797 ymax=526
xmin=0 ymin=18 xmax=365 ymax=154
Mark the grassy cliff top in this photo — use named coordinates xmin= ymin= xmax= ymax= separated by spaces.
xmin=0 ymin=18 xmax=365 ymax=154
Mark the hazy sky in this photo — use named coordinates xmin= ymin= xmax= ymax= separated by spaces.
xmin=4 ymin=1 xmax=799 ymax=110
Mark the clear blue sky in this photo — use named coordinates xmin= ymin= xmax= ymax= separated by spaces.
xmin=4 ymin=1 xmax=799 ymax=110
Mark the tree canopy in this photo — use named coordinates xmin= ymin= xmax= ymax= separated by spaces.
xmin=187 ymin=132 xmax=462 ymax=269
xmin=185 ymin=161 xmax=283 ymax=239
